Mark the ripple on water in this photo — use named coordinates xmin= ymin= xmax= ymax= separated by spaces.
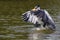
xmin=0 ymin=23 xmax=60 ymax=40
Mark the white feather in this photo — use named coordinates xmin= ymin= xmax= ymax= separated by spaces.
xmin=44 ymin=10 xmax=54 ymax=23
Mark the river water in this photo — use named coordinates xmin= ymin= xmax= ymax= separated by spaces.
xmin=0 ymin=10 xmax=60 ymax=40
xmin=0 ymin=0 xmax=60 ymax=40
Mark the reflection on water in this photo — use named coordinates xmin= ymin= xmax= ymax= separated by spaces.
xmin=29 ymin=29 xmax=60 ymax=40
xmin=0 ymin=20 xmax=60 ymax=40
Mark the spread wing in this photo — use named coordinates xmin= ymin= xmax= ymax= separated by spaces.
xmin=22 ymin=11 xmax=41 ymax=24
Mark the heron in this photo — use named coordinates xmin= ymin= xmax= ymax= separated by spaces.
xmin=22 ymin=5 xmax=56 ymax=31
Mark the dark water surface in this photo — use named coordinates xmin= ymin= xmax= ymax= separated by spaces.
xmin=0 ymin=0 xmax=60 ymax=40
